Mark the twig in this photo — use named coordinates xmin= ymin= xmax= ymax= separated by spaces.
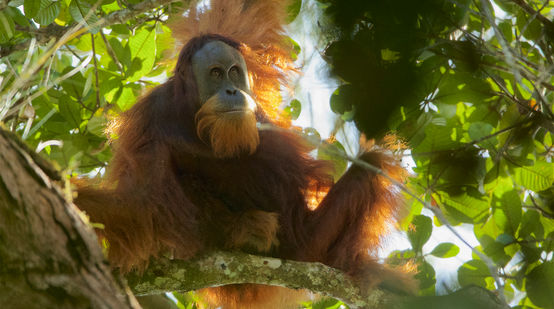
xmin=0 ymin=14 xmax=94 ymax=121
xmin=528 ymin=195 xmax=554 ymax=219
xmin=510 ymin=0 xmax=554 ymax=30
xmin=412 ymin=118 xmax=531 ymax=158
xmin=0 ymin=0 xmax=189 ymax=59
xmin=100 ymin=30 xmax=124 ymax=73
xmin=91 ymin=34 xmax=101 ymax=108
xmin=64 ymin=44 xmax=83 ymax=62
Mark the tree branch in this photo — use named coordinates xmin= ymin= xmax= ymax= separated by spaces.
xmin=102 ymin=0 xmax=185 ymax=26
xmin=0 ymin=0 xmax=9 ymax=10
xmin=100 ymin=30 xmax=124 ymax=73
xmin=126 ymin=251 xmax=402 ymax=309
xmin=91 ymin=34 xmax=101 ymax=108
xmin=126 ymin=251 xmax=510 ymax=309
xmin=0 ymin=0 xmax=188 ymax=58
xmin=510 ymin=0 xmax=554 ymax=30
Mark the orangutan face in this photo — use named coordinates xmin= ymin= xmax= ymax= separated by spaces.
xmin=192 ymin=40 xmax=259 ymax=158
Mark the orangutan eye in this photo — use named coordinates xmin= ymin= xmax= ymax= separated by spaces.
xmin=229 ymin=66 xmax=240 ymax=78
xmin=210 ymin=68 xmax=223 ymax=78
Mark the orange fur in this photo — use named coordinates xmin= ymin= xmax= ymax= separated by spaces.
xmin=199 ymin=285 xmax=309 ymax=309
xmin=225 ymin=210 xmax=280 ymax=252
xmin=172 ymin=0 xmax=295 ymax=125
xmin=195 ymin=94 xmax=259 ymax=158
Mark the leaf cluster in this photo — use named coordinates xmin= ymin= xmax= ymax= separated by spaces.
xmin=0 ymin=0 xmax=182 ymax=173
xmin=317 ymin=0 xmax=554 ymax=307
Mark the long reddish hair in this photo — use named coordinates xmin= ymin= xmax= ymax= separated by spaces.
xmin=171 ymin=0 xmax=296 ymax=124
xmin=74 ymin=0 xmax=416 ymax=301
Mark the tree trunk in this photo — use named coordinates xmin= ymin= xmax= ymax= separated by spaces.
xmin=0 ymin=128 xmax=138 ymax=309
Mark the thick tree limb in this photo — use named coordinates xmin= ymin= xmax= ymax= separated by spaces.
xmin=126 ymin=251 xmax=510 ymax=309
xmin=126 ymin=251 xmax=402 ymax=309
xmin=0 ymin=127 xmax=138 ymax=309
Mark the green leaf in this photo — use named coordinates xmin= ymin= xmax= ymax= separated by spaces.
xmin=87 ymin=113 xmax=107 ymax=137
xmin=127 ymin=28 xmax=156 ymax=82
xmin=284 ymin=99 xmax=301 ymax=120
xmin=24 ymin=0 xmax=41 ymax=18
xmin=496 ymin=233 xmax=514 ymax=245
xmin=414 ymin=123 xmax=460 ymax=152
xmin=330 ymin=84 xmax=354 ymax=115
xmin=541 ymin=213 xmax=554 ymax=235
xmin=317 ymin=140 xmax=347 ymax=181
xmin=381 ymin=48 xmax=401 ymax=61
xmin=521 ymin=242 xmax=541 ymax=265
xmin=0 ymin=11 xmax=15 ymax=43
xmin=101 ymin=0 xmax=121 ymax=14
xmin=519 ymin=210 xmax=543 ymax=239
xmin=302 ymin=127 xmax=320 ymax=150
xmin=115 ymin=86 xmax=136 ymax=111
xmin=387 ymin=249 xmax=416 ymax=265
xmin=100 ymin=76 xmax=124 ymax=103
xmin=69 ymin=0 xmax=100 ymax=34
xmin=285 ymin=0 xmax=301 ymax=23
xmin=468 ymin=121 xmax=497 ymax=149
xmin=514 ymin=161 xmax=554 ymax=192
xmin=171 ymin=291 xmax=201 ymax=309
xmin=311 ymin=298 xmax=343 ymax=309
xmin=516 ymin=11 xmax=543 ymax=41
xmin=526 ymin=262 xmax=554 ymax=309
xmin=34 ymin=0 xmax=61 ymax=25
xmin=500 ymin=190 xmax=521 ymax=232
xmin=155 ymin=24 xmax=174 ymax=60
xmin=407 ymin=215 xmax=432 ymax=252
xmin=498 ymin=20 xmax=513 ymax=42
xmin=435 ymin=71 xmax=493 ymax=105
xmin=474 ymin=216 xmax=500 ymax=244
xmin=415 ymin=260 xmax=436 ymax=291
xmin=58 ymin=97 xmax=82 ymax=129
xmin=493 ymin=0 xmax=518 ymax=15
xmin=457 ymin=259 xmax=490 ymax=287
xmin=430 ymin=242 xmax=460 ymax=258
xmin=545 ymin=231 xmax=554 ymax=252
xmin=5 ymin=6 xmax=30 ymax=27
xmin=107 ymin=36 xmax=131 ymax=68
xmin=478 ymin=235 xmax=511 ymax=266
xmin=53 ymin=2 xmax=72 ymax=27
xmin=484 ymin=163 xmax=511 ymax=194
xmin=439 ymin=188 xmax=489 ymax=224
xmin=286 ymin=36 xmax=301 ymax=61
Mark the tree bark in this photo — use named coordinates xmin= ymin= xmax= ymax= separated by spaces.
xmin=0 ymin=128 xmax=138 ymax=309
xmin=127 ymin=251 xmax=509 ymax=309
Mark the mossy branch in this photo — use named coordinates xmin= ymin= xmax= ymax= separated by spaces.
xmin=126 ymin=251 xmax=402 ymax=309
xmin=125 ymin=251 xmax=510 ymax=309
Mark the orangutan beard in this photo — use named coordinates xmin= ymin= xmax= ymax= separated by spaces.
xmin=195 ymin=95 xmax=260 ymax=158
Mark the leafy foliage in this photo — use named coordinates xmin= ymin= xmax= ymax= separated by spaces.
xmin=0 ymin=0 xmax=553 ymax=308
xmin=317 ymin=0 xmax=554 ymax=307
xmin=0 ymin=0 xmax=183 ymax=174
